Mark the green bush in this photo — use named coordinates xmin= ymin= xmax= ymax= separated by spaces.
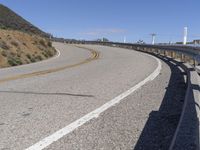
xmin=8 ymin=59 xmax=17 ymax=66
xmin=26 ymin=53 xmax=36 ymax=62
xmin=0 ymin=24 xmax=7 ymax=30
xmin=15 ymin=57 xmax=22 ymax=65
xmin=7 ymin=57 xmax=22 ymax=66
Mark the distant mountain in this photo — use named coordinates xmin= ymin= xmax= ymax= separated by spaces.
xmin=0 ymin=4 xmax=49 ymax=37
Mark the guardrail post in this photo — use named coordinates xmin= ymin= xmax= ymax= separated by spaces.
xmin=165 ymin=50 xmax=168 ymax=56
xmin=169 ymin=51 xmax=172 ymax=58
xmin=172 ymin=51 xmax=176 ymax=59
xmin=157 ymin=49 xmax=160 ymax=55
xmin=167 ymin=51 xmax=171 ymax=57
xmin=162 ymin=50 xmax=165 ymax=56
xmin=177 ymin=52 xmax=180 ymax=60
xmin=152 ymin=48 xmax=155 ymax=53
xmin=151 ymin=48 xmax=155 ymax=54
xmin=193 ymin=58 xmax=196 ymax=67
xmin=180 ymin=54 xmax=185 ymax=62
xmin=188 ymin=56 xmax=194 ymax=65
xmin=164 ymin=50 xmax=167 ymax=56
xmin=155 ymin=48 xmax=158 ymax=54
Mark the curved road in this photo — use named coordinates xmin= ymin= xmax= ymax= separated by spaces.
xmin=0 ymin=43 xmax=174 ymax=150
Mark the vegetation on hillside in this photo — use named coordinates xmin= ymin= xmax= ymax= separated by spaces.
xmin=0 ymin=29 xmax=56 ymax=68
xmin=0 ymin=4 xmax=57 ymax=68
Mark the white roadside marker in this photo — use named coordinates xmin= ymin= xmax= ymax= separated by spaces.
xmin=26 ymin=54 xmax=162 ymax=150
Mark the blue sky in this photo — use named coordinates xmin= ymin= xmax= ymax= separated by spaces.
xmin=0 ymin=0 xmax=200 ymax=43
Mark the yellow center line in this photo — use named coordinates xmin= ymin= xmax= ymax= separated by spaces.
xmin=0 ymin=45 xmax=100 ymax=84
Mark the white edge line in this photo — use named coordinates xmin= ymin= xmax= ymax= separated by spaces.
xmin=25 ymin=55 xmax=162 ymax=150
xmin=52 ymin=48 xmax=61 ymax=60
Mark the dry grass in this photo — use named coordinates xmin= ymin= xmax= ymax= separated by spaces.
xmin=0 ymin=29 xmax=56 ymax=68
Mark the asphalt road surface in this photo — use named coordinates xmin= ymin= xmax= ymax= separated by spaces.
xmin=0 ymin=43 xmax=184 ymax=150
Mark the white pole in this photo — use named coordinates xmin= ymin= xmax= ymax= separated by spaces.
xmin=152 ymin=35 xmax=155 ymax=45
xmin=124 ymin=36 xmax=126 ymax=43
xmin=183 ymin=27 xmax=188 ymax=45
xmin=151 ymin=34 xmax=156 ymax=45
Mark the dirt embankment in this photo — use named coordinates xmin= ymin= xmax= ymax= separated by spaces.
xmin=0 ymin=29 xmax=56 ymax=68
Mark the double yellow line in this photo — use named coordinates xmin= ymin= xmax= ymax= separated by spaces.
xmin=0 ymin=45 xmax=100 ymax=84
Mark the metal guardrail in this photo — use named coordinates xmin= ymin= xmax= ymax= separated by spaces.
xmin=64 ymin=40 xmax=200 ymax=66
xmin=83 ymin=41 xmax=200 ymax=64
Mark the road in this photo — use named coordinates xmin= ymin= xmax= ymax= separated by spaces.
xmin=0 ymin=43 xmax=185 ymax=150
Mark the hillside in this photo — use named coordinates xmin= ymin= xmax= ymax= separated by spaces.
xmin=0 ymin=29 xmax=56 ymax=68
xmin=0 ymin=4 xmax=49 ymax=37
xmin=0 ymin=4 xmax=57 ymax=68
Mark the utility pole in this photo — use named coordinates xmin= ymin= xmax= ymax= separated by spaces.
xmin=150 ymin=33 xmax=156 ymax=45
xmin=124 ymin=36 xmax=126 ymax=43
xmin=183 ymin=27 xmax=188 ymax=45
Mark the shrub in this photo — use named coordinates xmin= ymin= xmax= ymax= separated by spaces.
xmin=15 ymin=57 xmax=22 ymax=65
xmin=30 ymin=57 xmax=36 ymax=62
xmin=25 ymin=59 xmax=30 ymax=64
xmin=46 ymin=50 xmax=53 ymax=57
xmin=39 ymin=39 xmax=46 ymax=47
xmin=7 ymin=35 xmax=12 ymax=40
xmin=17 ymin=52 xmax=21 ymax=57
xmin=0 ymin=24 xmax=7 ymax=30
xmin=7 ymin=57 xmax=22 ymax=66
xmin=0 ymin=41 xmax=9 ymax=50
xmin=11 ymin=41 xmax=19 ymax=47
xmin=26 ymin=54 xmax=31 ymax=59
xmin=10 ymin=52 xmax=16 ymax=57
xmin=37 ymin=45 xmax=44 ymax=50
xmin=7 ymin=58 xmax=17 ymax=66
xmin=47 ymin=41 xmax=52 ymax=47
xmin=1 ymin=50 xmax=7 ymax=57
xmin=42 ymin=52 xmax=48 ymax=58
xmin=8 ymin=59 xmax=17 ymax=66
xmin=26 ymin=54 xmax=36 ymax=62
xmin=35 ymin=55 xmax=43 ymax=61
